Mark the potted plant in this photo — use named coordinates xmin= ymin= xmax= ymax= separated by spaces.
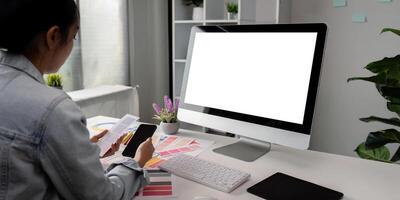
xmin=226 ymin=2 xmax=238 ymax=20
xmin=46 ymin=73 xmax=63 ymax=90
xmin=348 ymin=28 xmax=400 ymax=163
xmin=153 ymin=95 xmax=180 ymax=135
xmin=184 ymin=0 xmax=204 ymax=21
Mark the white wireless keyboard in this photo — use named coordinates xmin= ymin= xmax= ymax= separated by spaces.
xmin=159 ymin=154 xmax=250 ymax=193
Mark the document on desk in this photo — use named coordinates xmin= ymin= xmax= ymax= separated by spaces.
xmin=144 ymin=135 xmax=214 ymax=169
xmin=157 ymin=135 xmax=214 ymax=157
xmin=87 ymin=116 xmax=119 ymax=137
xmin=96 ymin=114 xmax=139 ymax=156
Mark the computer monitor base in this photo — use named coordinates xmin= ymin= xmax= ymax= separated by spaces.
xmin=213 ymin=137 xmax=271 ymax=162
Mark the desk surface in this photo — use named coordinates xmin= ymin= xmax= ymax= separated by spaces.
xmin=163 ymin=129 xmax=399 ymax=200
xmin=88 ymin=117 xmax=400 ymax=200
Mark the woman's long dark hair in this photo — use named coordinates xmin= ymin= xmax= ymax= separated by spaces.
xmin=0 ymin=0 xmax=79 ymax=53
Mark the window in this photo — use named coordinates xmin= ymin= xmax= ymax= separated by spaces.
xmin=59 ymin=0 xmax=130 ymax=91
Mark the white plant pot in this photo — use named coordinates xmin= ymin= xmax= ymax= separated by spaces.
xmin=227 ymin=12 xmax=238 ymax=20
xmin=192 ymin=7 xmax=204 ymax=21
xmin=160 ymin=122 xmax=180 ymax=135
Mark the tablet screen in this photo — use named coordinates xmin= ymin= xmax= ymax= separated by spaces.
xmin=247 ymin=173 xmax=343 ymax=200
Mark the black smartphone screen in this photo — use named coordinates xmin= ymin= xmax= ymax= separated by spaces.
xmin=247 ymin=172 xmax=343 ymax=200
xmin=122 ymin=124 xmax=157 ymax=157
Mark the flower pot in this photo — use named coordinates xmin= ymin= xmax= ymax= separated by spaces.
xmin=192 ymin=7 xmax=204 ymax=21
xmin=51 ymin=86 xmax=63 ymax=90
xmin=160 ymin=121 xmax=180 ymax=135
xmin=227 ymin=12 xmax=237 ymax=20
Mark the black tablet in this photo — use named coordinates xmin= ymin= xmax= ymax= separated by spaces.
xmin=247 ymin=172 xmax=343 ymax=200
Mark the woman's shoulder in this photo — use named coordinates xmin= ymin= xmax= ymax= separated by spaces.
xmin=16 ymin=75 xmax=70 ymax=106
xmin=0 ymin=72 xmax=79 ymax=140
xmin=2 ymin=73 xmax=74 ymax=121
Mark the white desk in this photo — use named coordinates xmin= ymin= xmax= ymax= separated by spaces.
xmin=170 ymin=129 xmax=399 ymax=200
xmin=88 ymin=117 xmax=400 ymax=200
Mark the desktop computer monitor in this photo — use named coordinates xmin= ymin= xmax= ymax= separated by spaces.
xmin=178 ymin=24 xmax=327 ymax=162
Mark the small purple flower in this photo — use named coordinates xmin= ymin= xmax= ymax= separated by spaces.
xmin=164 ymin=95 xmax=173 ymax=113
xmin=174 ymin=98 xmax=180 ymax=111
xmin=152 ymin=103 xmax=161 ymax=115
xmin=163 ymin=95 xmax=169 ymax=108
xmin=153 ymin=95 xmax=179 ymax=123
xmin=167 ymin=99 xmax=173 ymax=112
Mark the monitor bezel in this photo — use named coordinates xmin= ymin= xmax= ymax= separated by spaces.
xmin=179 ymin=23 xmax=327 ymax=135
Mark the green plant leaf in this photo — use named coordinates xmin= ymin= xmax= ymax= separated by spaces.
xmin=377 ymin=85 xmax=400 ymax=98
xmin=390 ymin=147 xmax=400 ymax=162
xmin=355 ymin=142 xmax=391 ymax=162
xmin=347 ymin=76 xmax=381 ymax=83
xmin=365 ymin=129 xmax=400 ymax=148
xmin=46 ymin=73 xmax=62 ymax=88
xmin=360 ymin=116 xmax=400 ymax=127
xmin=376 ymin=85 xmax=400 ymax=103
xmin=347 ymin=77 xmax=370 ymax=82
xmin=381 ymin=28 xmax=400 ymax=37
xmin=387 ymin=102 xmax=400 ymax=117
xmin=226 ymin=2 xmax=238 ymax=13
xmin=348 ymin=74 xmax=400 ymax=86
xmin=365 ymin=55 xmax=400 ymax=76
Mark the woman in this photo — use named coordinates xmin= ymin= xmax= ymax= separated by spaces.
xmin=0 ymin=0 xmax=154 ymax=199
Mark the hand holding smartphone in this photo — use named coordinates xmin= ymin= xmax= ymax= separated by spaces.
xmin=122 ymin=124 xmax=157 ymax=157
xmin=96 ymin=114 xmax=139 ymax=157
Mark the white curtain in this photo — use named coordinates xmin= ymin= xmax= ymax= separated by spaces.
xmin=61 ymin=0 xmax=169 ymax=122
xmin=129 ymin=0 xmax=169 ymax=123
xmin=58 ymin=0 xmax=83 ymax=92
xmin=59 ymin=38 xmax=83 ymax=91
xmin=79 ymin=0 xmax=130 ymax=88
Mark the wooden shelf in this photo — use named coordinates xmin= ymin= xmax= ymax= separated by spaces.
xmin=175 ymin=19 xmax=239 ymax=24
xmin=174 ymin=59 xmax=187 ymax=63
xmin=205 ymin=19 xmax=238 ymax=24
xmin=175 ymin=20 xmax=204 ymax=24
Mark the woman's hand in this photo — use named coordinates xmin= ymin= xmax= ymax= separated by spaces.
xmin=134 ymin=138 xmax=155 ymax=168
xmin=90 ymin=130 xmax=125 ymax=158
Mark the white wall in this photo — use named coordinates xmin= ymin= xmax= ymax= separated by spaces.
xmin=241 ymin=0 xmax=278 ymax=24
xmin=290 ymin=0 xmax=400 ymax=157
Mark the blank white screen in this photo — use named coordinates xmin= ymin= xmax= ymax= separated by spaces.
xmin=184 ymin=32 xmax=317 ymax=124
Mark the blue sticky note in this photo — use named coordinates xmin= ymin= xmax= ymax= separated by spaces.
xmin=352 ymin=13 xmax=367 ymax=23
xmin=377 ymin=0 xmax=392 ymax=3
xmin=333 ymin=0 xmax=346 ymax=7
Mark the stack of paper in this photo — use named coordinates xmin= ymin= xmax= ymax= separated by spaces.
xmin=134 ymin=169 xmax=175 ymax=199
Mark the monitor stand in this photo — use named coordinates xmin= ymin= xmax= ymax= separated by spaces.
xmin=213 ymin=136 xmax=271 ymax=162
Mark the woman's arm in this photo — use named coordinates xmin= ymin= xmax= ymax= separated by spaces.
xmin=38 ymin=98 xmax=148 ymax=200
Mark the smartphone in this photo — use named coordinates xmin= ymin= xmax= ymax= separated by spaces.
xmin=247 ymin=172 xmax=343 ymax=200
xmin=122 ymin=124 xmax=157 ymax=157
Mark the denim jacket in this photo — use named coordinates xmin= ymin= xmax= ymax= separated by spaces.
xmin=0 ymin=51 xmax=147 ymax=200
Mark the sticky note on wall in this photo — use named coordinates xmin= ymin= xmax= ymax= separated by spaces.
xmin=333 ymin=0 xmax=347 ymax=7
xmin=352 ymin=13 xmax=367 ymax=23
